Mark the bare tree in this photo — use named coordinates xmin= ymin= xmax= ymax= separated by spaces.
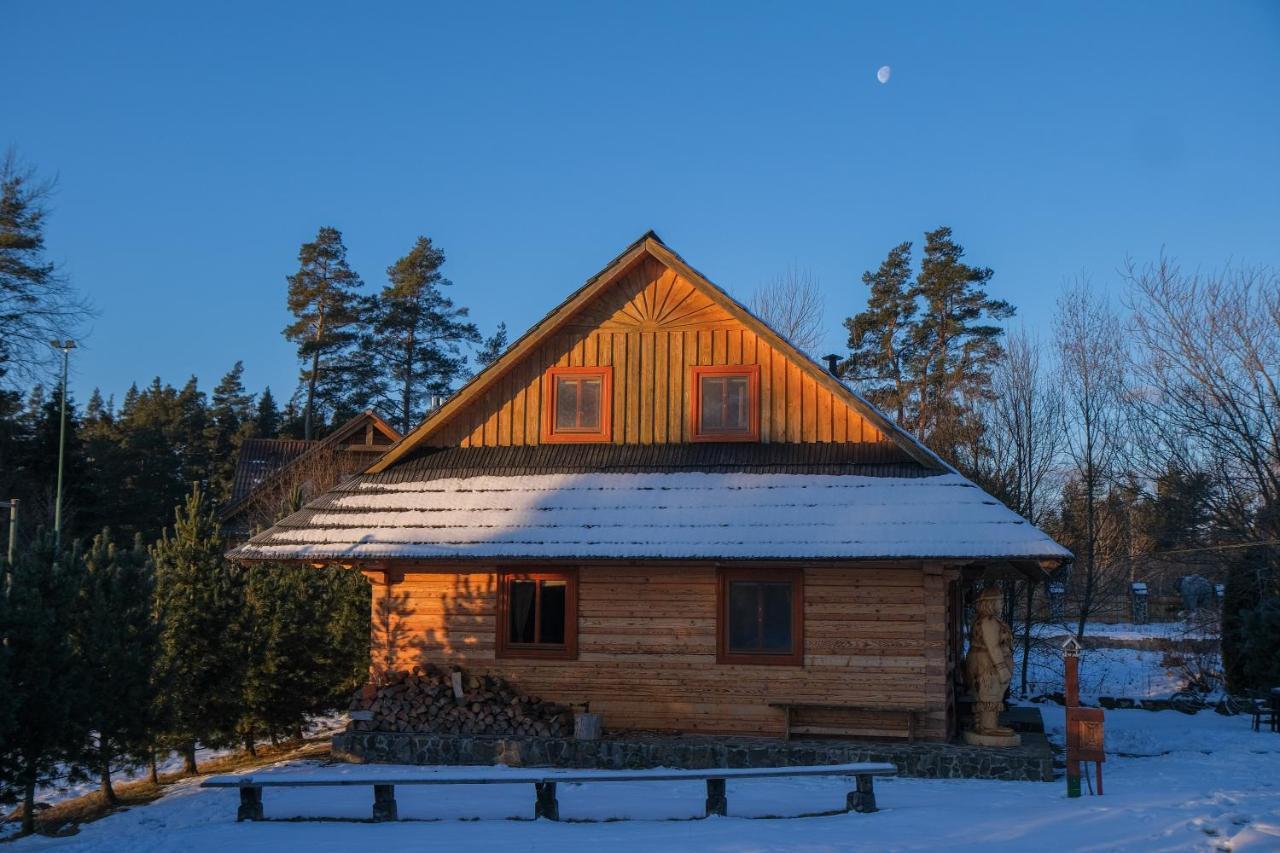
xmin=989 ymin=326 xmax=1064 ymax=691
xmin=1056 ymin=280 xmax=1129 ymax=640
xmin=750 ymin=266 xmax=825 ymax=355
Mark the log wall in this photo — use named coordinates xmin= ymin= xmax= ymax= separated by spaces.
xmin=364 ymin=563 xmax=952 ymax=742
xmin=433 ymin=257 xmax=887 ymax=447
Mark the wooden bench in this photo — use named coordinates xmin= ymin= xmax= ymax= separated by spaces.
xmin=201 ymin=762 xmax=898 ymax=823
xmin=769 ymin=702 xmax=931 ymax=743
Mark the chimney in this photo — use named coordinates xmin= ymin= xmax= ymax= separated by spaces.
xmin=822 ymin=354 xmax=841 ymax=377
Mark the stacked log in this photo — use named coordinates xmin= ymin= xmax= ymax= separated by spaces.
xmin=348 ymin=665 xmax=571 ymax=737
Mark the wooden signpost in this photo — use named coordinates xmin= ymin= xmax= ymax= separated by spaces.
xmin=1063 ymin=636 xmax=1104 ymax=797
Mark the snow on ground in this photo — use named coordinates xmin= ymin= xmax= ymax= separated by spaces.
xmin=1019 ymin=644 xmax=1187 ymax=699
xmin=24 ymin=715 xmax=348 ymax=811
xmin=7 ymin=709 xmax=1278 ymax=852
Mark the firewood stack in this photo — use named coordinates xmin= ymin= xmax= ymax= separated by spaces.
xmin=348 ymin=665 xmax=571 ymax=737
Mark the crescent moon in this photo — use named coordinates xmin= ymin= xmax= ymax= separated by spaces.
xmin=877 ymin=66 xmax=891 ymax=84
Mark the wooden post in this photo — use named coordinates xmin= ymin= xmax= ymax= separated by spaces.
xmin=846 ymin=775 xmax=877 ymax=813
xmin=704 ymin=778 xmax=727 ymax=817
xmin=372 ymin=784 xmax=398 ymax=822
xmin=237 ymin=786 xmax=264 ymax=822
xmin=1063 ymin=637 xmax=1082 ymax=798
xmin=534 ymin=781 xmax=559 ymax=821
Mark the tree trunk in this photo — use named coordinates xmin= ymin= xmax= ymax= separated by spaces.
xmin=21 ymin=778 xmax=36 ymax=836
xmin=182 ymin=741 xmax=198 ymax=775
xmin=304 ymin=349 xmax=320 ymax=441
xmin=148 ymin=750 xmax=159 ymax=785
xmin=100 ymin=763 xmax=118 ymax=807
xmin=243 ymin=731 xmax=257 ymax=757
xmin=1020 ymin=582 xmax=1035 ymax=696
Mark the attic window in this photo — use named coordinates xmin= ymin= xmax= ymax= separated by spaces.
xmin=544 ymin=366 xmax=612 ymax=443
xmin=691 ymin=365 xmax=760 ymax=442
xmin=497 ymin=570 xmax=578 ymax=660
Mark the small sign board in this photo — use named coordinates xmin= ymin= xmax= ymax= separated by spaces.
xmin=1067 ymin=706 xmax=1105 ymax=763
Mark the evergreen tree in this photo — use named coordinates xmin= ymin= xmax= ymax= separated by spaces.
xmin=841 ymin=227 xmax=1013 ymax=459
xmin=150 ymin=486 xmax=245 ymax=772
xmin=476 ymin=322 xmax=508 ymax=370
xmin=71 ymin=531 xmax=157 ymax=805
xmin=0 ymin=150 xmax=85 ymax=383
xmin=253 ymin=386 xmax=282 ymax=437
xmin=841 ymin=242 xmax=917 ymax=424
xmin=284 ymin=227 xmax=365 ymax=440
xmin=0 ymin=533 xmax=88 ymax=835
xmin=206 ymin=362 xmax=255 ymax=503
xmin=364 ymin=236 xmax=479 ymax=434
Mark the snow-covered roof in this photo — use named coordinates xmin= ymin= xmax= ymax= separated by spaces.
xmin=230 ymin=471 xmax=1070 ymax=563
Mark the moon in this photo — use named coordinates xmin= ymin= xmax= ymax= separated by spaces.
xmin=877 ymin=65 xmax=891 ymax=84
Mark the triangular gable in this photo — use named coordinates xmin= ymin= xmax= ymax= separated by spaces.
xmin=369 ymin=232 xmax=945 ymax=473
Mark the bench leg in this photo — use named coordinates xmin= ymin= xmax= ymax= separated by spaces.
xmin=846 ymin=775 xmax=877 ymax=814
xmin=534 ymin=782 xmax=559 ymax=821
xmin=237 ymin=786 xmax=264 ymax=822
xmin=705 ymin=778 xmax=727 ymax=817
xmin=372 ymin=784 xmax=398 ymax=822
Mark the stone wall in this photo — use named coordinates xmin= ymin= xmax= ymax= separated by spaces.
xmin=332 ymin=731 xmax=1056 ymax=782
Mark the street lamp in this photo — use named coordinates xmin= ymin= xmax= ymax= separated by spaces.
xmin=49 ymin=339 xmax=76 ymax=546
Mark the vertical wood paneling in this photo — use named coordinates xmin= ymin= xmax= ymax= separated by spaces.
xmin=426 ymin=263 xmax=890 ymax=449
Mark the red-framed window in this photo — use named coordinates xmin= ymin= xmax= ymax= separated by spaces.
xmin=691 ymin=364 xmax=760 ymax=442
xmin=543 ymin=366 xmax=612 ymax=443
xmin=716 ymin=567 xmax=804 ymax=666
xmin=496 ymin=569 xmax=579 ymax=660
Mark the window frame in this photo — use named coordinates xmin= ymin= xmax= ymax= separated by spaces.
xmin=495 ymin=569 xmax=579 ymax=660
xmin=690 ymin=364 xmax=761 ymax=442
xmin=716 ymin=567 xmax=804 ymax=666
xmin=543 ymin=366 xmax=612 ymax=443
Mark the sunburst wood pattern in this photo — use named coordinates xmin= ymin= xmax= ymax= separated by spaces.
xmin=431 ymin=253 xmax=886 ymax=447
xmin=569 ymin=257 xmax=737 ymax=332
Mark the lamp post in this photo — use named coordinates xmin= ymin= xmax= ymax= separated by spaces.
xmin=50 ymin=339 xmax=76 ymax=546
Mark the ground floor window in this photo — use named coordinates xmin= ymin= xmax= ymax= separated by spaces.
xmin=717 ymin=568 xmax=804 ymax=665
xmin=497 ymin=570 xmax=578 ymax=659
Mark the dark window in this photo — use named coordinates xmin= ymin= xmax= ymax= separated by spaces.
xmin=718 ymin=569 xmax=803 ymax=665
xmin=691 ymin=366 xmax=759 ymax=441
xmin=544 ymin=367 xmax=611 ymax=442
xmin=498 ymin=571 xmax=577 ymax=659
xmin=555 ymin=375 xmax=602 ymax=432
xmin=700 ymin=374 xmax=751 ymax=434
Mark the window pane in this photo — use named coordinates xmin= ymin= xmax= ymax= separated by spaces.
xmin=725 ymin=376 xmax=750 ymax=431
xmin=508 ymin=580 xmax=537 ymax=644
xmin=701 ymin=377 xmax=725 ymax=432
xmin=760 ymin=582 xmax=793 ymax=652
xmin=577 ymin=379 xmax=601 ymax=430
xmin=555 ymin=379 xmax=579 ymax=430
xmin=540 ymin=580 xmax=566 ymax=645
xmin=728 ymin=581 xmax=760 ymax=651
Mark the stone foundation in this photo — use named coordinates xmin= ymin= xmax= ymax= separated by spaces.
xmin=332 ymin=730 xmax=1056 ymax=782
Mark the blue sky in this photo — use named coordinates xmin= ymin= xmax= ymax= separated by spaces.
xmin=5 ymin=1 xmax=1279 ymax=405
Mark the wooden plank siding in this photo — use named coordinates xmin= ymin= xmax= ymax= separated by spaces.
xmin=364 ymin=564 xmax=950 ymax=741
xmin=434 ymin=257 xmax=887 ymax=448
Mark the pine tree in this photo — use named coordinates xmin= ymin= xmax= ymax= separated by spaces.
xmin=841 ymin=242 xmax=917 ymax=424
xmin=253 ymin=386 xmax=282 ymax=437
xmin=71 ymin=531 xmax=157 ymax=805
xmin=0 ymin=150 xmax=85 ymax=382
xmin=841 ymin=227 xmax=1013 ymax=459
xmin=150 ymin=486 xmax=245 ymax=772
xmin=0 ymin=533 xmax=88 ymax=835
xmin=206 ymin=362 xmax=255 ymax=503
xmin=364 ymin=236 xmax=479 ymax=434
xmin=476 ymin=322 xmax=508 ymax=370
xmin=284 ymin=227 xmax=365 ymax=440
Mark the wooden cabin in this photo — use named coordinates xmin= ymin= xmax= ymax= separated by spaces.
xmin=232 ymin=232 xmax=1068 ymax=742
xmin=220 ymin=410 xmax=399 ymax=544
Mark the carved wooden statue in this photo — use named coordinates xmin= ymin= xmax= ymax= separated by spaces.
xmin=963 ymin=587 xmax=1021 ymax=747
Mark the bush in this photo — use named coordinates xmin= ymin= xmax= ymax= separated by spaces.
xmin=1239 ymin=597 xmax=1280 ymax=691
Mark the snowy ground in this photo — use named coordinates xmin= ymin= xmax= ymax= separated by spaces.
xmin=6 ymin=708 xmax=1278 ymax=852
